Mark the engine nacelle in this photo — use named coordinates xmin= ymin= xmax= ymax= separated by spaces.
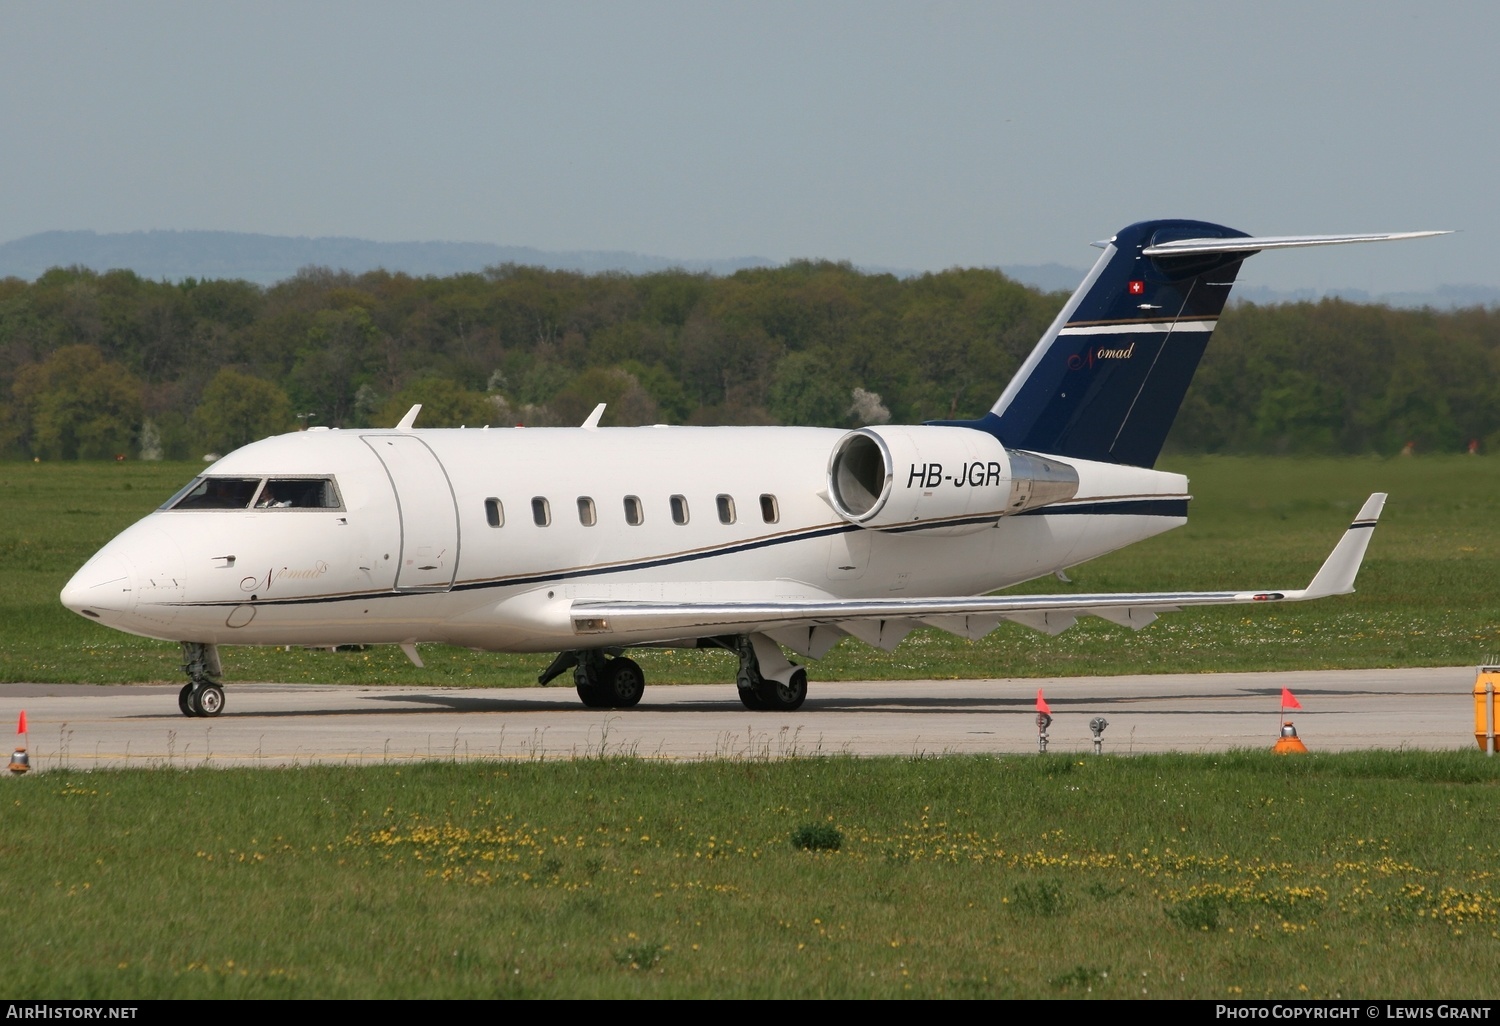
xmin=826 ymin=425 xmax=1078 ymax=534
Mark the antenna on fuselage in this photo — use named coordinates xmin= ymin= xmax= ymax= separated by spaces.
xmin=395 ymin=404 xmax=422 ymax=430
xmin=581 ymin=403 xmax=607 ymax=430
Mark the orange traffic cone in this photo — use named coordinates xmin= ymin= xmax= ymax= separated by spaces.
xmin=1272 ymin=721 xmax=1308 ymax=754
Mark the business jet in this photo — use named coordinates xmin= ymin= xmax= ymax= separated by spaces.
xmin=60 ymin=219 xmax=1445 ymax=718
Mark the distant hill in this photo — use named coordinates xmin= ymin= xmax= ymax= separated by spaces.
xmin=1 ymin=230 xmax=1494 ymax=308
xmin=0 ymin=230 xmax=779 ymax=285
xmin=1230 ymin=282 xmax=1500 ymax=309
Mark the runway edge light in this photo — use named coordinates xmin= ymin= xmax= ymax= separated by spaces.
xmin=1273 ymin=722 xmax=1308 ymax=755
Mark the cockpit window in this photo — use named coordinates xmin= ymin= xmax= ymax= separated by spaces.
xmin=163 ymin=477 xmax=262 ymax=510
xmin=253 ymin=478 xmax=342 ymax=509
xmin=163 ymin=476 xmax=342 ymax=511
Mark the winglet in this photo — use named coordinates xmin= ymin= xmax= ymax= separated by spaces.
xmin=581 ymin=403 xmax=607 ymax=430
xmin=1301 ymin=493 xmax=1387 ymax=599
xmin=395 ymin=404 xmax=422 ymax=430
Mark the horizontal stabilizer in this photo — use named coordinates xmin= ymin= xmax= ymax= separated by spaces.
xmin=1142 ymin=231 xmax=1450 ymax=257
xmin=565 ymin=495 xmax=1385 ymax=646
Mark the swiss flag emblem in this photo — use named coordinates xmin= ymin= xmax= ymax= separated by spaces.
xmin=1128 ymin=280 xmax=1145 ymax=295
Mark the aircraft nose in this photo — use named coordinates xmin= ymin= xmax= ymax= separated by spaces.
xmin=61 ymin=552 xmax=135 ymax=621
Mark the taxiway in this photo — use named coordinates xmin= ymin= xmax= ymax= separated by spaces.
xmin=0 ymin=666 xmax=1481 ymax=772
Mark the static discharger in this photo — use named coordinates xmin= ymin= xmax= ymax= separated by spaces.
xmin=1475 ymin=665 xmax=1498 ymax=756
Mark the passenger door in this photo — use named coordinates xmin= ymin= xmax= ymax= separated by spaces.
xmin=361 ymin=435 xmax=460 ymax=591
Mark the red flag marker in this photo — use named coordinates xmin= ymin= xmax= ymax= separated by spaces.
xmin=1281 ymin=688 xmax=1302 ymax=710
xmin=1036 ymin=689 xmax=1052 ymax=716
xmin=16 ymin=710 xmax=25 ymax=735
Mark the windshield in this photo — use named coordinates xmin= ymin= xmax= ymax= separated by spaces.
xmin=162 ymin=476 xmax=342 ymax=511
xmin=162 ymin=477 xmax=262 ymax=510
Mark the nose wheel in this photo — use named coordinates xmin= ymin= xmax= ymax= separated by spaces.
xmin=178 ymin=682 xmax=225 ymax=718
xmin=177 ymin=642 xmax=225 ymax=717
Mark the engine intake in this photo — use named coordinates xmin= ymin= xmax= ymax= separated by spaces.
xmin=827 ymin=425 xmax=1078 ymax=533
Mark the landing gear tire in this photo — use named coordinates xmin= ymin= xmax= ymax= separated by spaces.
xmin=600 ymin=657 xmax=645 ymax=708
xmin=178 ymin=642 xmax=224 ymax=718
xmin=572 ymin=652 xmax=647 ymax=708
xmin=754 ymin=667 xmax=808 ymax=712
xmin=194 ymin=683 xmax=225 ymax=717
xmin=576 ymin=680 xmax=612 ymax=708
xmin=737 ymin=685 xmax=766 ymax=711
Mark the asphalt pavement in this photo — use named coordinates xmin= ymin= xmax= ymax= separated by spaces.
xmin=0 ymin=665 xmax=1487 ymax=772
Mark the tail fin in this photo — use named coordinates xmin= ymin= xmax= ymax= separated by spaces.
xmin=986 ymin=218 xmax=1250 ymax=467
xmin=949 ymin=220 xmax=1449 ymax=468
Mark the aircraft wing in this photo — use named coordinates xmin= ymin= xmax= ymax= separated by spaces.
xmin=567 ymin=494 xmax=1386 ymax=655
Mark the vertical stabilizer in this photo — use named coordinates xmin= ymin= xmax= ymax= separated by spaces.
xmin=944 ymin=221 xmax=1446 ymax=467
xmin=983 ymin=218 xmax=1251 ymax=467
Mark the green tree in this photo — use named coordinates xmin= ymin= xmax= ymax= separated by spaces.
xmin=374 ymin=377 xmax=497 ymax=429
xmin=768 ymin=349 xmax=849 ymax=426
xmin=551 ymin=366 xmax=660 ymax=427
xmin=9 ymin=345 xmax=143 ymax=459
xmin=192 ymin=368 xmax=294 ymax=453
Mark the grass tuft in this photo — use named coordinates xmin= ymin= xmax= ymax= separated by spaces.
xmin=1010 ymin=880 xmax=1068 ymax=917
xmin=791 ymin=823 xmax=843 ymax=852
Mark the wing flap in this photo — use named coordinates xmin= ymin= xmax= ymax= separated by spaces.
xmin=920 ymin=613 xmax=1004 ymax=641
xmin=765 ymin=624 xmax=843 ymax=660
xmin=837 ymin=618 xmax=920 ymax=651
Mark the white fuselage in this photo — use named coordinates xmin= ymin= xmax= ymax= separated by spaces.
xmin=61 ymin=425 xmax=1189 ymax=653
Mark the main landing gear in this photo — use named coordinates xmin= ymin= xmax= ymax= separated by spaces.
xmin=538 ymin=650 xmax=645 ymax=709
xmin=178 ymin=642 xmax=225 ymax=718
xmin=734 ymin=635 xmax=808 ymax=713
xmin=539 ymin=635 xmax=808 ymax=713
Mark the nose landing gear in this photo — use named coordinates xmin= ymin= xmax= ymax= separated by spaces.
xmin=178 ymin=642 xmax=225 ymax=718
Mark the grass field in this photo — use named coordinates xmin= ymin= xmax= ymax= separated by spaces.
xmin=2 ymin=752 xmax=1497 ymax=999
xmin=2 ymin=455 xmax=1496 ymax=687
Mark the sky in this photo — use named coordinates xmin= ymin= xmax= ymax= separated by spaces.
xmin=0 ymin=1 xmax=1491 ymax=293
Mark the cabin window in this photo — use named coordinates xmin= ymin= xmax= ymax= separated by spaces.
xmin=716 ymin=494 xmax=736 ymax=524
xmin=531 ymin=497 xmax=551 ymax=526
xmin=624 ymin=495 xmax=643 ymax=526
xmin=760 ymin=493 xmax=779 ymax=523
xmin=577 ymin=497 xmax=597 ymax=526
xmin=164 ymin=477 xmax=262 ymax=510
xmin=251 ymin=478 xmax=343 ymax=510
xmin=485 ymin=498 xmax=504 ymax=528
xmin=670 ymin=494 xmax=689 ymax=525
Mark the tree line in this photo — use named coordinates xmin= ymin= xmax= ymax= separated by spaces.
xmin=1 ymin=261 xmax=1496 ymax=461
